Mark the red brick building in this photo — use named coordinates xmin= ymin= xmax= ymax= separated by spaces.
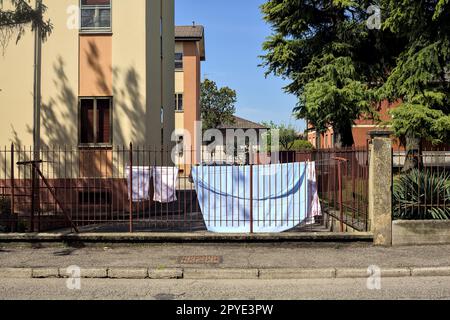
xmin=307 ymin=100 xmax=403 ymax=150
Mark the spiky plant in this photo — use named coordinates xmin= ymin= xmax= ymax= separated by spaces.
xmin=393 ymin=169 xmax=450 ymax=220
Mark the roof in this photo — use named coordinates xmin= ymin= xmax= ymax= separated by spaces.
xmin=175 ymin=25 xmax=204 ymax=39
xmin=218 ymin=116 xmax=268 ymax=130
xmin=175 ymin=25 xmax=206 ymax=61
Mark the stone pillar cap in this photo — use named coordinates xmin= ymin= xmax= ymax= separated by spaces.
xmin=368 ymin=130 xmax=393 ymax=139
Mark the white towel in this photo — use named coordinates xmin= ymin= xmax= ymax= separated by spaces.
xmin=153 ymin=167 xmax=179 ymax=203
xmin=307 ymin=162 xmax=322 ymax=221
xmin=126 ymin=166 xmax=151 ymax=202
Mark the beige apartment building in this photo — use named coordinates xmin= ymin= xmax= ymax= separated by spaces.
xmin=174 ymin=25 xmax=205 ymax=152
xmin=0 ymin=0 xmax=175 ymax=149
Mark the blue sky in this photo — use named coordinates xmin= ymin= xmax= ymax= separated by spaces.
xmin=175 ymin=0 xmax=306 ymax=131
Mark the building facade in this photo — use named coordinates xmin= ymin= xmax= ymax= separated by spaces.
xmin=307 ymin=100 xmax=401 ymax=150
xmin=0 ymin=0 xmax=175 ymax=149
xmin=174 ymin=25 xmax=205 ymax=151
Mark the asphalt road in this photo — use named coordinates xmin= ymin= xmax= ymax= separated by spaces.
xmin=1 ymin=277 xmax=450 ymax=300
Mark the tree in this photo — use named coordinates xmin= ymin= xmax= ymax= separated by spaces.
xmin=377 ymin=0 xmax=450 ymax=171
xmin=0 ymin=0 xmax=52 ymax=51
xmin=261 ymin=121 xmax=300 ymax=151
xmin=200 ymin=78 xmax=237 ymax=131
xmin=260 ymin=0 xmax=398 ymax=148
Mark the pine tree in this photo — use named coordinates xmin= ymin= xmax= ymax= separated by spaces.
xmin=260 ymin=0 xmax=394 ymax=147
xmin=378 ymin=0 xmax=450 ymax=170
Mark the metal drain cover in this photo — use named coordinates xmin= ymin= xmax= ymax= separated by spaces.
xmin=179 ymin=255 xmax=223 ymax=264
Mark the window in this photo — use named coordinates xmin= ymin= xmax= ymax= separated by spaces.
xmin=79 ymin=97 xmax=112 ymax=145
xmin=175 ymin=53 xmax=183 ymax=70
xmin=176 ymin=135 xmax=184 ymax=157
xmin=175 ymin=93 xmax=183 ymax=111
xmin=80 ymin=0 xmax=111 ymax=32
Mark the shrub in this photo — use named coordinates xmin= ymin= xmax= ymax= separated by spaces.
xmin=290 ymin=139 xmax=315 ymax=151
xmin=0 ymin=196 xmax=12 ymax=233
xmin=393 ymin=169 xmax=450 ymax=220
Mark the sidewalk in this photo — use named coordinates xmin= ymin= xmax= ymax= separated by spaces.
xmin=1 ymin=242 xmax=450 ymax=279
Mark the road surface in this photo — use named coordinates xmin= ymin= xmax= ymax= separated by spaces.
xmin=1 ymin=277 xmax=450 ymax=300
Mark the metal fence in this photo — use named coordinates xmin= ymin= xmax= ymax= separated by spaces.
xmin=313 ymin=147 xmax=369 ymax=232
xmin=0 ymin=145 xmax=369 ymax=233
xmin=393 ymin=148 xmax=450 ymax=220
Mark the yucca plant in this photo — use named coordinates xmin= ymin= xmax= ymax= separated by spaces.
xmin=393 ymin=169 xmax=450 ymax=220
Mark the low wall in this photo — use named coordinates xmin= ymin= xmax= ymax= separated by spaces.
xmin=392 ymin=220 xmax=450 ymax=246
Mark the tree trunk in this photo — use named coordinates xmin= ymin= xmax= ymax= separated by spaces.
xmin=333 ymin=123 xmax=354 ymax=148
xmin=402 ymin=132 xmax=422 ymax=172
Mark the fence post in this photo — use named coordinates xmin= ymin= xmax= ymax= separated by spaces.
xmin=129 ymin=142 xmax=133 ymax=233
xmin=249 ymin=162 xmax=253 ymax=234
xmin=30 ymin=161 xmax=36 ymax=232
xmin=10 ymin=144 xmax=15 ymax=232
xmin=337 ymin=161 xmax=344 ymax=232
xmin=368 ymin=131 xmax=393 ymax=246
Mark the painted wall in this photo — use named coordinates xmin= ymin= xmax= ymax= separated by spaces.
xmin=0 ymin=0 xmax=175 ymax=150
xmin=161 ymin=0 xmax=175 ymax=148
xmin=79 ymin=35 xmax=113 ymax=97
xmin=112 ymin=0 xmax=148 ymax=146
xmin=0 ymin=0 xmax=175 ymax=177
xmin=183 ymin=41 xmax=201 ymax=150
xmin=174 ymin=41 xmax=184 ymax=134
xmin=0 ymin=0 xmax=79 ymax=148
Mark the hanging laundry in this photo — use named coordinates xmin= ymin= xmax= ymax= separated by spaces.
xmin=126 ymin=166 xmax=152 ymax=202
xmin=307 ymin=162 xmax=322 ymax=223
xmin=153 ymin=166 xmax=179 ymax=203
xmin=191 ymin=162 xmax=318 ymax=233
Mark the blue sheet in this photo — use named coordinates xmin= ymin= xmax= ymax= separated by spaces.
xmin=191 ymin=163 xmax=312 ymax=233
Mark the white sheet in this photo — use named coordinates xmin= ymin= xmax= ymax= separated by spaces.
xmin=152 ymin=166 xmax=179 ymax=203
xmin=126 ymin=166 xmax=151 ymax=202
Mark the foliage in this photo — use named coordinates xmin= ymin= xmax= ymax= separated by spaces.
xmin=261 ymin=121 xmax=300 ymax=151
xmin=393 ymin=169 xmax=450 ymax=220
xmin=378 ymin=0 xmax=450 ymax=146
xmin=290 ymin=139 xmax=314 ymax=151
xmin=200 ymin=79 xmax=236 ymax=131
xmin=0 ymin=0 xmax=52 ymax=51
xmin=260 ymin=0 xmax=450 ymax=149
xmin=260 ymin=0 xmax=393 ymax=147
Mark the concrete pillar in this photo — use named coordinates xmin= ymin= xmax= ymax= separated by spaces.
xmin=368 ymin=132 xmax=393 ymax=246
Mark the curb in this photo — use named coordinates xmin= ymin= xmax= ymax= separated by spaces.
xmin=0 ymin=232 xmax=374 ymax=243
xmin=1 ymin=266 xmax=450 ymax=280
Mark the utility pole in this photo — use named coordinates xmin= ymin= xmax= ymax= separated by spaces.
xmin=31 ymin=0 xmax=43 ymax=231
xmin=33 ymin=0 xmax=42 ymax=160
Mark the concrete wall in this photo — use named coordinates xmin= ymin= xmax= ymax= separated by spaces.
xmin=393 ymin=220 xmax=450 ymax=246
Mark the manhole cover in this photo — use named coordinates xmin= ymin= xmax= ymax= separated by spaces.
xmin=178 ymin=255 xmax=223 ymax=264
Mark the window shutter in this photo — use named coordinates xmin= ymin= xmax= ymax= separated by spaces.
xmin=80 ymin=99 xmax=95 ymax=144
xmin=97 ymin=99 xmax=111 ymax=144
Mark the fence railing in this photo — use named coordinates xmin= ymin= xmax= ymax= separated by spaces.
xmin=393 ymin=148 xmax=450 ymax=220
xmin=0 ymin=145 xmax=370 ymax=233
